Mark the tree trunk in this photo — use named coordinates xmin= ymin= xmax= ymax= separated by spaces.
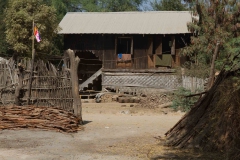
xmin=65 ymin=49 xmax=82 ymax=124
xmin=207 ymin=42 xmax=220 ymax=90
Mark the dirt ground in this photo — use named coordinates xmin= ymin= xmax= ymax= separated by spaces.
xmin=0 ymin=102 xmax=214 ymax=160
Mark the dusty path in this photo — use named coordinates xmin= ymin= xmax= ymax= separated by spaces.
xmin=0 ymin=102 xmax=184 ymax=160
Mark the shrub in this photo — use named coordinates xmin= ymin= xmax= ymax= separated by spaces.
xmin=171 ymin=87 xmax=198 ymax=112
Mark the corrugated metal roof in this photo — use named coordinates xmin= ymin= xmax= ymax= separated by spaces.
xmin=58 ymin=11 xmax=193 ymax=34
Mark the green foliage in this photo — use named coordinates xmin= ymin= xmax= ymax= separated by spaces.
xmin=171 ymin=87 xmax=198 ymax=112
xmin=151 ymin=0 xmax=188 ymax=11
xmin=5 ymin=0 xmax=59 ymax=57
xmin=2 ymin=0 xmax=145 ymax=58
xmin=182 ymin=62 xmax=210 ymax=78
xmin=41 ymin=0 xmax=83 ymax=57
xmin=0 ymin=0 xmax=10 ymax=56
xmin=44 ymin=0 xmax=82 ymax=21
xmin=219 ymin=37 xmax=240 ymax=71
xmin=79 ymin=0 xmax=144 ymax=12
xmin=182 ymin=0 xmax=240 ymax=72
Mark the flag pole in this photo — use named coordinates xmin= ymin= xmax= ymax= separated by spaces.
xmin=27 ymin=19 xmax=35 ymax=105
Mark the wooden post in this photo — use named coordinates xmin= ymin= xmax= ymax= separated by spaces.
xmin=171 ymin=35 xmax=175 ymax=55
xmin=27 ymin=19 xmax=35 ymax=105
xmin=103 ymin=36 xmax=106 ymax=69
xmin=131 ymin=37 xmax=133 ymax=55
xmin=65 ymin=49 xmax=82 ymax=124
xmin=115 ymin=36 xmax=117 ymax=69
xmin=14 ymin=64 xmax=24 ymax=106
xmin=131 ymin=36 xmax=133 ymax=68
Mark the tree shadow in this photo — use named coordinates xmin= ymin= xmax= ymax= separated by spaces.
xmin=150 ymin=153 xmax=218 ymax=160
xmin=149 ymin=144 xmax=223 ymax=160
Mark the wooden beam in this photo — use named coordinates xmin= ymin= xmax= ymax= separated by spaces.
xmin=115 ymin=36 xmax=117 ymax=68
xmin=102 ymin=68 xmax=176 ymax=73
xmin=171 ymin=35 xmax=175 ymax=55
xmin=131 ymin=37 xmax=133 ymax=55
xmin=131 ymin=36 xmax=134 ymax=68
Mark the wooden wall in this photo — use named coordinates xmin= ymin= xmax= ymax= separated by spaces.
xmin=133 ymin=35 xmax=148 ymax=69
xmin=64 ymin=34 xmax=191 ymax=70
xmin=64 ymin=34 xmax=104 ymax=50
xmin=102 ymin=35 xmax=116 ymax=69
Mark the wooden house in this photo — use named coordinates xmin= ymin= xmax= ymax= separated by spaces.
xmin=59 ymin=11 xmax=193 ymax=93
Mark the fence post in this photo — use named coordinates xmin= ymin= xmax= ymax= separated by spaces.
xmin=65 ymin=49 xmax=82 ymax=124
xmin=15 ymin=64 xmax=24 ymax=106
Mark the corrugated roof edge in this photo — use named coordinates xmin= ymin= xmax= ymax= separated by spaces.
xmin=66 ymin=11 xmax=192 ymax=14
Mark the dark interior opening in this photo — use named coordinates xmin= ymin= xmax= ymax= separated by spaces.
xmin=117 ymin=38 xmax=131 ymax=54
xmin=162 ymin=36 xmax=171 ymax=54
xmin=76 ymin=51 xmax=102 ymax=91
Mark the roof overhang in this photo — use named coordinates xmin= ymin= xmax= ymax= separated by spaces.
xmin=59 ymin=11 xmax=193 ymax=35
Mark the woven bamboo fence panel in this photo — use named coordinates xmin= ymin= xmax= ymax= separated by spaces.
xmin=0 ymin=58 xmax=17 ymax=104
xmin=0 ymin=58 xmax=74 ymax=112
xmin=182 ymin=76 xmax=205 ymax=93
xmin=102 ymin=73 xmax=205 ymax=94
xmin=102 ymin=73 xmax=182 ymax=94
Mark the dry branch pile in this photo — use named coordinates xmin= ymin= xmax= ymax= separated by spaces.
xmin=0 ymin=105 xmax=81 ymax=133
xmin=137 ymin=94 xmax=172 ymax=109
xmin=165 ymin=71 xmax=240 ymax=159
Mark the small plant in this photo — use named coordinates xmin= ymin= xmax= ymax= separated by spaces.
xmin=171 ymin=87 xmax=198 ymax=112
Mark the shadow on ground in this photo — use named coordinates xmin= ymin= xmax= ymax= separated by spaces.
xmin=82 ymin=120 xmax=92 ymax=125
xmin=150 ymin=153 xmax=220 ymax=160
xmin=149 ymin=144 xmax=223 ymax=160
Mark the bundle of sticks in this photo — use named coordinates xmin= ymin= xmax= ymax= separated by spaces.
xmin=0 ymin=105 xmax=81 ymax=133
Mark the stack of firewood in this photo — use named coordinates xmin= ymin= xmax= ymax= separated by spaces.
xmin=0 ymin=105 xmax=81 ymax=133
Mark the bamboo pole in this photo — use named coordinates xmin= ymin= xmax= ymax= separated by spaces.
xmin=27 ymin=19 xmax=35 ymax=104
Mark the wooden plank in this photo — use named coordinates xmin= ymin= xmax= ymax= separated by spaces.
xmin=155 ymin=35 xmax=162 ymax=55
xmin=116 ymin=61 xmax=132 ymax=68
xmin=148 ymin=55 xmax=154 ymax=68
xmin=175 ymin=49 xmax=180 ymax=66
xmin=103 ymin=73 xmax=153 ymax=76
xmin=147 ymin=36 xmax=153 ymax=55
xmin=102 ymin=68 xmax=175 ymax=73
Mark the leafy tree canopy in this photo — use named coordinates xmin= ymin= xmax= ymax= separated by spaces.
xmin=40 ymin=0 xmax=82 ymax=57
xmin=151 ymin=0 xmax=188 ymax=11
xmin=182 ymin=0 xmax=240 ymax=87
xmin=5 ymin=0 xmax=59 ymax=57
xmin=183 ymin=0 xmax=240 ymax=66
xmin=0 ymin=0 xmax=10 ymax=56
xmin=79 ymin=0 xmax=145 ymax=12
xmin=44 ymin=0 xmax=82 ymax=21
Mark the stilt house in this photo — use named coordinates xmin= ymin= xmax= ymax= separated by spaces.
xmin=59 ymin=11 xmax=193 ymax=93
